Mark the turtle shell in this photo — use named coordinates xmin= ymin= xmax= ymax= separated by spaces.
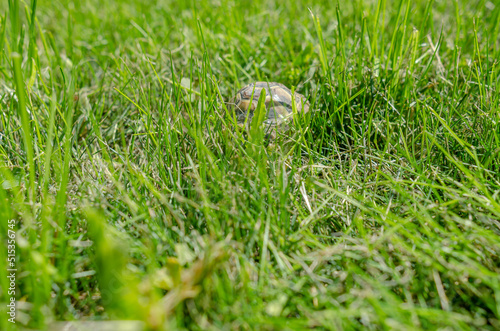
xmin=228 ymin=82 xmax=310 ymax=132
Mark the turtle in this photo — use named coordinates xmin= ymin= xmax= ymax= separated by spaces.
xmin=228 ymin=82 xmax=310 ymax=137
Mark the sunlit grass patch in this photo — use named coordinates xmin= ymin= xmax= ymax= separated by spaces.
xmin=0 ymin=0 xmax=499 ymax=330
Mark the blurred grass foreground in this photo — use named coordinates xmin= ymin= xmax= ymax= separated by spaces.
xmin=1 ymin=0 xmax=500 ymax=330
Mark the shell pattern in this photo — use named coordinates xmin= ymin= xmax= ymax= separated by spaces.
xmin=229 ymin=82 xmax=310 ymax=132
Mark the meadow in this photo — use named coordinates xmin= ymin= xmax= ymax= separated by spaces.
xmin=0 ymin=0 xmax=499 ymax=329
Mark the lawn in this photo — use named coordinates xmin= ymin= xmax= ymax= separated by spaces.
xmin=1 ymin=0 xmax=499 ymax=330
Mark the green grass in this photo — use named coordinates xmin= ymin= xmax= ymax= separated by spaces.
xmin=1 ymin=0 xmax=500 ymax=329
